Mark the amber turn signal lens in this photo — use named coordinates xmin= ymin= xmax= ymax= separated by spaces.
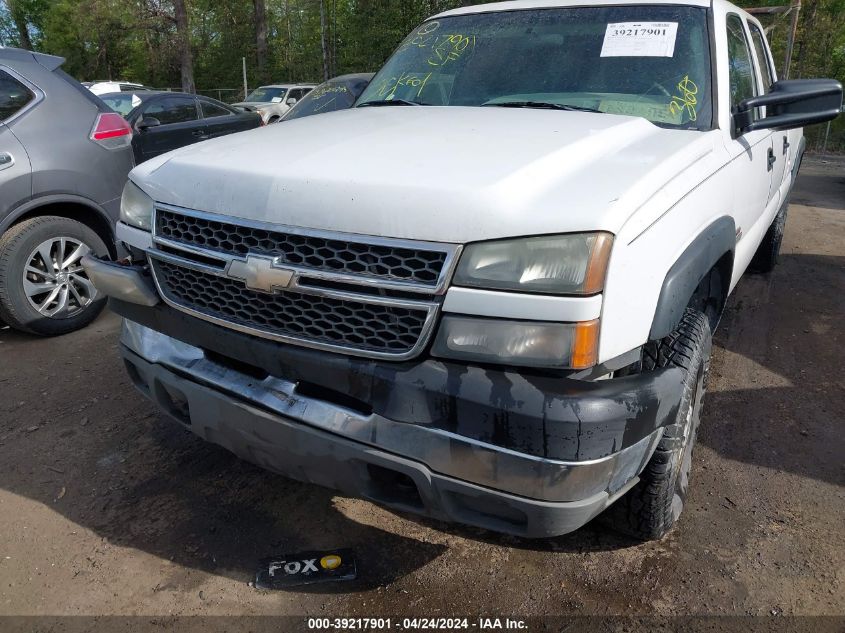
xmin=570 ymin=319 xmax=600 ymax=369
xmin=582 ymin=233 xmax=614 ymax=295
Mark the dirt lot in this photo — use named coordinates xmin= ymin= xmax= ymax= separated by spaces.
xmin=0 ymin=157 xmax=843 ymax=626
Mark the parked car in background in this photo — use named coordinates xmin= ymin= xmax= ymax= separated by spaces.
xmin=232 ymin=84 xmax=315 ymax=123
xmin=83 ymin=80 xmax=152 ymax=95
xmin=99 ymin=91 xmax=262 ymax=164
xmin=282 ymin=73 xmax=374 ymax=122
xmin=0 ymin=48 xmax=134 ymax=335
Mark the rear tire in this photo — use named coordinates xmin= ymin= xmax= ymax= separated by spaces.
xmin=749 ymin=198 xmax=788 ymax=273
xmin=0 ymin=216 xmax=109 ymax=336
xmin=605 ymin=308 xmax=711 ymax=540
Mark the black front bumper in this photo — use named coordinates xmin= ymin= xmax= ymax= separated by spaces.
xmin=112 ymin=299 xmax=686 ymax=537
xmin=124 ymin=345 xmax=640 ymax=538
xmin=112 ymin=299 xmax=685 ymax=463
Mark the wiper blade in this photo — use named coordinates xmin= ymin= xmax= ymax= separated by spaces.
xmin=357 ymin=99 xmax=428 ymax=107
xmin=484 ymin=101 xmax=603 ymax=113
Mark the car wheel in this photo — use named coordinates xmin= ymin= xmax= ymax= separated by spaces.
xmin=749 ymin=197 xmax=788 ymax=273
xmin=604 ymin=308 xmax=711 ymax=540
xmin=268 ymin=116 xmax=280 ymax=124
xmin=0 ymin=216 xmax=109 ymax=336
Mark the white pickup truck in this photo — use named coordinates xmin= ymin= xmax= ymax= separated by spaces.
xmin=83 ymin=0 xmax=842 ymax=540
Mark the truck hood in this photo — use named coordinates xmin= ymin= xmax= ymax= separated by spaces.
xmin=132 ymin=107 xmax=718 ymax=243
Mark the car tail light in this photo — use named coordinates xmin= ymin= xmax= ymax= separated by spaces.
xmin=90 ymin=112 xmax=132 ymax=149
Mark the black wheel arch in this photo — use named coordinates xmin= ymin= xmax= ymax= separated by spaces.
xmin=1 ymin=195 xmax=117 ymax=258
xmin=649 ymin=216 xmax=735 ymax=341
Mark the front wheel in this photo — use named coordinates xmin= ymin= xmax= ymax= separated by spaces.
xmin=605 ymin=308 xmax=712 ymax=540
xmin=0 ymin=216 xmax=109 ymax=335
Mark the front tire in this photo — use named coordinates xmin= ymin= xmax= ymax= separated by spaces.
xmin=0 ymin=216 xmax=109 ymax=336
xmin=606 ymin=308 xmax=711 ymax=540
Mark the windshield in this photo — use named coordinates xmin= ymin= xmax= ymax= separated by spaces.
xmin=100 ymin=92 xmax=144 ymax=117
xmin=284 ymin=77 xmax=370 ymax=121
xmin=244 ymin=87 xmax=288 ymax=103
xmin=357 ymin=6 xmax=712 ymax=129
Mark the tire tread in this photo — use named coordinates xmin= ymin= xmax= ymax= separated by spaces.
xmin=606 ymin=308 xmax=711 ymax=540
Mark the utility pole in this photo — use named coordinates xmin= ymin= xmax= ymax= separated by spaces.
xmin=242 ymin=57 xmax=248 ymax=100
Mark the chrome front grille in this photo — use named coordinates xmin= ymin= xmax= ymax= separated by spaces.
xmin=152 ymin=259 xmax=430 ymax=354
xmin=148 ymin=205 xmax=459 ymax=360
xmin=156 ymin=208 xmax=449 ymax=288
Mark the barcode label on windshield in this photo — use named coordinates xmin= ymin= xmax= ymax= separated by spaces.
xmin=601 ymin=22 xmax=678 ymax=57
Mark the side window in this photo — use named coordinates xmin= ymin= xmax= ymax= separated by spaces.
xmin=726 ymin=15 xmax=757 ymax=109
xmin=0 ymin=70 xmax=35 ymax=121
xmin=200 ymin=100 xmax=233 ymax=118
xmin=288 ymin=89 xmax=303 ymax=102
xmin=749 ymin=25 xmax=774 ymax=94
xmin=143 ymin=96 xmax=198 ymax=125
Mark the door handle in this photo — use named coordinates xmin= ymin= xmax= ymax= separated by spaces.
xmin=0 ymin=152 xmax=14 ymax=170
xmin=767 ymin=147 xmax=776 ymax=171
xmin=783 ymin=136 xmax=790 ymax=155
xmin=191 ymin=130 xmax=205 ymax=137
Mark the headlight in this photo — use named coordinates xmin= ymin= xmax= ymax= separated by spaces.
xmin=120 ymin=180 xmax=154 ymax=231
xmin=454 ymin=233 xmax=613 ymax=294
xmin=432 ymin=316 xmax=599 ymax=369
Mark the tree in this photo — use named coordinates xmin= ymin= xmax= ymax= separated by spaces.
xmin=7 ymin=0 xmax=32 ymax=49
xmin=253 ymin=0 xmax=268 ymax=82
xmin=173 ymin=0 xmax=195 ymax=92
xmin=319 ymin=0 xmax=329 ymax=81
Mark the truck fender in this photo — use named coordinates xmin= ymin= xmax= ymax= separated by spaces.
xmin=648 ymin=216 xmax=735 ymax=340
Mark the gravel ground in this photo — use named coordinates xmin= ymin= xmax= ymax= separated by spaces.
xmin=0 ymin=157 xmax=842 ymax=628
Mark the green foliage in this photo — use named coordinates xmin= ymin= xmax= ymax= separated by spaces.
xmin=0 ymin=4 xmax=16 ymax=46
xmin=3 ymin=0 xmax=475 ymax=92
xmin=4 ymin=0 xmax=843 ymax=148
xmin=734 ymin=0 xmax=845 ymax=150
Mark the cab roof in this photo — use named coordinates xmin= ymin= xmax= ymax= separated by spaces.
xmin=435 ymin=0 xmax=728 ymax=19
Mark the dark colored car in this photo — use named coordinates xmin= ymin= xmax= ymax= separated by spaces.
xmin=0 ymin=48 xmax=134 ymax=335
xmin=99 ymin=91 xmax=262 ymax=164
xmin=282 ymin=73 xmax=375 ymax=122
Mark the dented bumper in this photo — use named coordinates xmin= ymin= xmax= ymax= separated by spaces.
xmin=113 ymin=299 xmax=685 ymax=537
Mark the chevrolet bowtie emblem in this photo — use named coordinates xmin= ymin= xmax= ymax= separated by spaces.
xmin=227 ymin=255 xmax=295 ymax=293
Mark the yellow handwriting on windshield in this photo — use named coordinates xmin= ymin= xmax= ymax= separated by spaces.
xmin=314 ymin=96 xmax=342 ymax=112
xmin=428 ymin=34 xmax=475 ymax=67
xmin=400 ymin=21 xmax=441 ymax=52
xmin=309 ymin=85 xmax=349 ymax=100
xmin=668 ymin=75 xmax=699 ymax=121
xmin=372 ymin=71 xmax=432 ymax=100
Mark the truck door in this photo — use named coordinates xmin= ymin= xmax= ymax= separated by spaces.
xmin=0 ymin=69 xmax=34 ymax=219
xmin=724 ymin=14 xmax=773 ymax=273
xmin=748 ymin=22 xmax=789 ymax=205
